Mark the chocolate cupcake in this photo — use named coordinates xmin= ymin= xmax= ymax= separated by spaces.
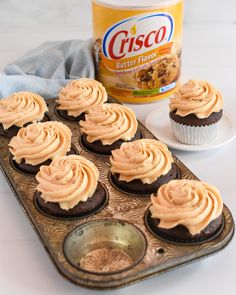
xmin=110 ymin=139 xmax=179 ymax=195
xmin=169 ymin=80 xmax=223 ymax=145
xmin=9 ymin=121 xmax=73 ymax=174
xmin=56 ymin=78 xmax=107 ymax=121
xmin=79 ymin=103 xmax=142 ymax=155
xmin=148 ymin=179 xmax=224 ymax=244
xmin=35 ymin=155 xmax=107 ymax=219
xmin=0 ymin=91 xmax=48 ymax=138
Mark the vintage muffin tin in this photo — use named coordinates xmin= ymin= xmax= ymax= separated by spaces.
xmin=0 ymin=98 xmax=234 ymax=289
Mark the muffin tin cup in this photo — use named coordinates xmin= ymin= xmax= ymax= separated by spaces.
xmin=144 ymin=207 xmax=226 ymax=246
xmin=34 ymin=182 xmax=109 ymax=221
xmin=78 ymin=134 xmax=111 ymax=157
xmin=54 ymin=104 xmax=86 ymax=122
xmin=63 ymin=219 xmax=147 ymax=275
xmin=108 ymin=171 xmax=151 ymax=197
xmin=0 ymin=98 xmax=234 ymax=290
xmin=9 ymin=143 xmax=79 ymax=176
xmin=0 ymin=112 xmax=52 ymax=139
xmin=79 ymin=129 xmax=143 ymax=156
xmin=108 ymin=163 xmax=181 ymax=197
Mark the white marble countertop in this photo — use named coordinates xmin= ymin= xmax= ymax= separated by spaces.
xmin=0 ymin=17 xmax=236 ymax=295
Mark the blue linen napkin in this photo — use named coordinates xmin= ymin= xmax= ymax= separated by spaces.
xmin=0 ymin=39 xmax=95 ymax=99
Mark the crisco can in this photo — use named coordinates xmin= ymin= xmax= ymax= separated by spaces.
xmin=92 ymin=0 xmax=183 ymax=103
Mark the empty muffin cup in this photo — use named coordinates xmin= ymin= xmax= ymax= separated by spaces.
xmin=63 ymin=219 xmax=147 ymax=274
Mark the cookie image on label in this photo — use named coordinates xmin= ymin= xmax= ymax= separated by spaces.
xmin=134 ymin=54 xmax=180 ymax=90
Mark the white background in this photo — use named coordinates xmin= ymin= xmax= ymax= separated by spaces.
xmin=0 ymin=0 xmax=236 ymax=294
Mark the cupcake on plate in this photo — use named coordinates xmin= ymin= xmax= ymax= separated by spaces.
xmin=56 ymin=78 xmax=107 ymax=121
xmin=169 ymin=80 xmax=223 ymax=145
xmin=9 ymin=121 xmax=75 ymax=174
xmin=35 ymin=155 xmax=107 ymax=218
xmin=148 ymin=179 xmax=224 ymax=244
xmin=0 ymin=91 xmax=49 ymax=138
xmin=79 ymin=103 xmax=142 ymax=155
xmin=110 ymin=139 xmax=180 ymax=195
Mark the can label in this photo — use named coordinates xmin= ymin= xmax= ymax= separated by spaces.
xmin=93 ymin=1 xmax=183 ymax=103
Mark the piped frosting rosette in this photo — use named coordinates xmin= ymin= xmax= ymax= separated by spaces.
xmin=80 ymin=103 xmax=138 ymax=145
xmin=110 ymin=139 xmax=173 ymax=184
xmin=169 ymin=80 xmax=223 ymax=119
xmin=0 ymin=91 xmax=48 ymax=129
xmin=9 ymin=121 xmax=72 ymax=165
xmin=150 ymin=179 xmax=223 ymax=235
xmin=56 ymin=78 xmax=107 ymax=117
xmin=36 ymin=155 xmax=99 ymax=210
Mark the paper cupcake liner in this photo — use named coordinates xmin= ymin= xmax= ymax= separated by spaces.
xmin=170 ymin=119 xmax=220 ymax=145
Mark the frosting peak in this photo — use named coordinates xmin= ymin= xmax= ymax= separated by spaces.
xmin=36 ymin=155 xmax=99 ymax=210
xmin=169 ymin=80 xmax=223 ymax=118
xmin=110 ymin=139 xmax=173 ymax=184
xmin=9 ymin=121 xmax=72 ymax=165
xmin=57 ymin=78 xmax=107 ymax=117
xmin=80 ymin=103 xmax=138 ymax=145
xmin=150 ymin=179 xmax=223 ymax=235
xmin=0 ymin=91 xmax=48 ymax=129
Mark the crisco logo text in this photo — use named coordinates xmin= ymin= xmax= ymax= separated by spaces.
xmin=108 ymin=26 xmax=167 ymax=60
xmin=103 ymin=13 xmax=174 ymax=60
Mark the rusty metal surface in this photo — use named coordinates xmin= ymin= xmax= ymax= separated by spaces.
xmin=0 ymin=98 xmax=234 ymax=289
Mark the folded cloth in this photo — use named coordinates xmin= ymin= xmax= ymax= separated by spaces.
xmin=0 ymin=39 xmax=95 ymax=99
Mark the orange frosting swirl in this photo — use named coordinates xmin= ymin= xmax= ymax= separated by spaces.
xmin=9 ymin=121 xmax=72 ymax=165
xmin=110 ymin=139 xmax=173 ymax=184
xmin=56 ymin=78 xmax=107 ymax=117
xmin=0 ymin=91 xmax=48 ymax=129
xmin=80 ymin=103 xmax=138 ymax=145
xmin=150 ymin=179 xmax=223 ymax=235
xmin=36 ymin=155 xmax=99 ymax=210
xmin=169 ymin=80 xmax=223 ymax=119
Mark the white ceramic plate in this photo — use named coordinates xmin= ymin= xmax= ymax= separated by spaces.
xmin=145 ymin=107 xmax=236 ymax=151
